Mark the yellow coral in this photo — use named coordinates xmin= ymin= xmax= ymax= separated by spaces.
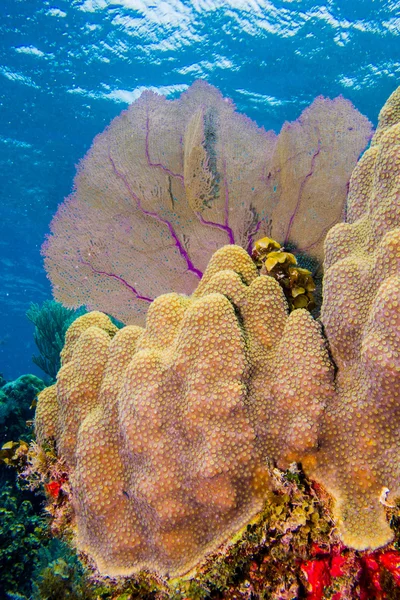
xmin=60 ymin=311 xmax=118 ymax=364
xmin=35 ymin=385 xmax=58 ymax=443
xmin=314 ymin=86 xmax=400 ymax=550
xmin=35 ymin=246 xmax=332 ymax=577
xmin=251 ymin=237 xmax=316 ymax=312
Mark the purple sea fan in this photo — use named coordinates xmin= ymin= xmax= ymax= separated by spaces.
xmin=43 ymin=81 xmax=372 ymax=325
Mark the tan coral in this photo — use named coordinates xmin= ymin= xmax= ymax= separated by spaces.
xmin=35 ymin=384 xmax=58 ymax=443
xmin=34 ymin=86 xmax=400 ymax=576
xmin=313 ymin=87 xmax=400 ymax=550
xmin=60 ymin=311 xmax=118 ymax=364
xmin=35 ymin=245 xmax=332 ymax=578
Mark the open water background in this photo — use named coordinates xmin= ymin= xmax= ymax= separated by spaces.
xmin=0 ymin=0 xmax=399 ymax=381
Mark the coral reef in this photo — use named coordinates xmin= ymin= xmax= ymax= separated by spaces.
xmin=13 ymin=456 xmax=400 ymax=599
xmin=0 ymin=498 xmax=96 ymax=600
xmin=42 ymin=81 xmax=371 ymax=325
xmin=33 ymin=86 xmax=400 ymax=593
xmin=35 ymin=243 xmax=335 ymax=577
xmin=309 ymin=85 xmax=400 ymax=551
xmin=0 ymin=375 xmax=45 ymax=599
xmin=0 ymin=373 xmax=97 ymax=600
xmin=0 ymin=375 xmax=45 ymax=447
xmin=26 ymin=301 xmax=86 ymax=381
xmin=0 ymin=482 xmax=46 ymax=598
xmin=31 ymin=540 xmax=95 ymax=600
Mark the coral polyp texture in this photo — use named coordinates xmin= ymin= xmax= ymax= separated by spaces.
xmin=35 ymin=245 xmax=335 ymax=577
xmin=311 ymin=85 xmax=400 ymax=550
xmin=34 ymin=86 xmax=400 ymax=582
xmin=42 ymin=81 xmax=371 ymax=325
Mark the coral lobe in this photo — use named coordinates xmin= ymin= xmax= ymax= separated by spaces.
xmin=34 ymin=86 xmax=400 ymax=585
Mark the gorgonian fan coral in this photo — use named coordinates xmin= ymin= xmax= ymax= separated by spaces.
xmin=42 ymin=81 xmax=371 ymax=325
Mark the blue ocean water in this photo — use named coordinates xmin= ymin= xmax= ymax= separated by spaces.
xmin=0 ymin=0 xmax=399 ymax=381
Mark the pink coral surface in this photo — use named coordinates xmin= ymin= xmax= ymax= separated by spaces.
xmin=42 ymin=81 xmax=371 ymax=325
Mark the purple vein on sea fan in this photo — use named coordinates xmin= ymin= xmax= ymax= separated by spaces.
xmin=41 ymin=82 xmax=372 ymax=326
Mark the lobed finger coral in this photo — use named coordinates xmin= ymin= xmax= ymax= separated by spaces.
xmin=309 ymin=85 xmax=400 ymax=551
xmin=34 ymin=85 xmax=400 ymax=583
xmin=35 ymin=244 xmax=334 ymax=577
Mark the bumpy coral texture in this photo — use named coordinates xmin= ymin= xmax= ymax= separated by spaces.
xmin=42 ymin=81 xmax=371 ymax=325
xmin=312 ymin=86 xmax=400 ymax=550
xmin=35 ymin=246 xmax=333 ymax=578
xmin=35 ymin=87 xmax=400 ymax=578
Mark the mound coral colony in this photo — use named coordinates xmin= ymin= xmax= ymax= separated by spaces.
xmin=28 ymin=83 xmax=400 ymax=586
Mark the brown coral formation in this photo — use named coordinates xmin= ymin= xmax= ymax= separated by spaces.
xmin=36 ymin=245 xmax=333 ymax=577
xmin=42 ymin=82 xmax=371 ymax=325
xmin=34 ymin=86 xmax=400 ymax=579
xmin=309 ymin=86 xmax=400 ymax=550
